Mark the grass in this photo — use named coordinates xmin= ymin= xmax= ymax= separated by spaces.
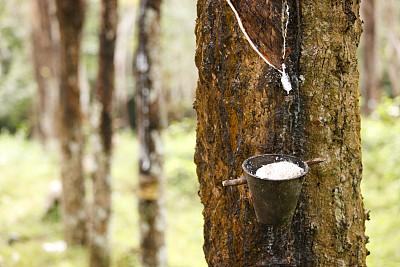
xmin=1 ymin=98 xmax=400 ymax=266
xmin=0 ymin=119 xmax=206 ymax=267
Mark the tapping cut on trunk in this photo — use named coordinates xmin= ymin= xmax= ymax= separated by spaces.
xmin=225 ymin=0 xmax=293 ymax=93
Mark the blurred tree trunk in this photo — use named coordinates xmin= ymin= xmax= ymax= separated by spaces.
xmin=80 ymin=62 xmax=92 ymax=121
xmin=89 ymin=0 xmax=118 ymax=266
xmin=55 ymin=0 xmax=87 ymax=245
xmin=114 ymin=7 xmax=135 ymax=128
xmin=361 ymin=0 xmax=379 ymax=114
xmin=195 ymin=0 xmax=367 ymax=266
xmin=385 ymin=0 xmax=400 ymax=97
xmin=135 ymin=0 xmax=166 ymax=266
xmin=388 ymin=43 xmax=400 ymax=97
xmin=29 ymin=0 xmax=60 ymax=145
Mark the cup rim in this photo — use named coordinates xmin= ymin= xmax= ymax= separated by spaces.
xmin=241 ymin=153 xmax=309 ymax=181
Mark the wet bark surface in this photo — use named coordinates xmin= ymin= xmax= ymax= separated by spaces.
xmin=194 ymin=0 xmax=367 ymax=266
xmin=135 ymin=0 xmax=166 ymax=266
xmin=226 ymin=0 xmax=286 ymax=71
xmin=55 ymin=0 xmax=87 ymax=246
xmin=89 ymin=0 xmax=118 ymax=266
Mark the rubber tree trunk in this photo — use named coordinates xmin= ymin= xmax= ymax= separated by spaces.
xmin=194 ymin=0 xmax=368 ymax=266
xmin=89 ymin=0 xmax=118 ymax=266
xmin=360 ymin=0 xmax=378 ymax=115
xmin=55 ymin=0 xmax=87 ymax=246
xmin=135 ymin=0 xmax=166 ymax=266
xmin=29 ymin=0 xmax=60 ymax=145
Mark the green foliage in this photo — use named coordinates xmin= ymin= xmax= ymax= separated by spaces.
xmin=0 ymin=0 xmax=35 ymax=132
xmin=163 ymin=119 xmax=205 ymax=267
xmin=161 ymin=0 xmax=197 ymax=121
xmin=164 ymin=118 xmax=198 ymax=196
xmin=0 ymin=0 xmax=197 ymax=133
xmin=362 ymin=97 xmax=400 ymax=267
xmin=0 ymin=121 xmax=206 ymax=267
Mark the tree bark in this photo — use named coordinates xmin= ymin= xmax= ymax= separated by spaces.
xmin=55 ymin=0 xmax=87 ymax=246
xmin=360 ymin=0 xmax=378 ymax=114
xmin=89 ymin=0 xmax=118 ymax=266
xmin=135 ymin=0 xmax=166 ymax=266
xmin=29 ymin=0 xmax=60 ymax=145
xmin=384 ymin=0 xmax=400 ymax=97
xmin=114 ymin=7 xmax=135 ymax=128
xmin=195 ymin=0 xmax=367 ymax=266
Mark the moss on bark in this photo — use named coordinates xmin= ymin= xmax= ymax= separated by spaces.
xmin=195 ymin=0 xmax=366 ymax=266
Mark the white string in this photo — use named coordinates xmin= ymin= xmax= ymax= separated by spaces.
xmin=281 ymin=0 xmax=292 ymax=93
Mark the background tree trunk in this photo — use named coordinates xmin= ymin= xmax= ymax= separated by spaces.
xmin=135 ymin=0 xmax=166 ymax=266
xmin=29 ymin=0 xmax=60 ymax=145
xmin=114 ymin=6 xmax=135 ymax=129
xmin=384 ymin=0 xmax=400 ymax=98
xmin=360 ymin=0 xmax=379 ymax=114
xmin=194 ymin=0 xmax=367 ymax=266
xmin=55 ymin=0 xmax=87 ymax=246
xmin=89 ymin=0 xmax=118 ymax=266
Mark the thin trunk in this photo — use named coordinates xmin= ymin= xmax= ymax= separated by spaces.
xmin=135 ymin=0 xmax=166 ymax=266
xmin=361 ymin=0 xmax=379 ymax=114
xmin=388 ymin=48 xmax=400 ymax=97
xmin=195 ymin=0 xmax=367 ymax=266
xmin=385 ymin=0 xmax=400 ymax=97
xmin=114 ymin=8 xmax=135 ymax=128
xmin=89 ymin=0 xmax=118 ymax=266
xmin=29 ymin=0 xmax=60 ymax=145
xmin=55 ymin=0 xmax=87 ymax=246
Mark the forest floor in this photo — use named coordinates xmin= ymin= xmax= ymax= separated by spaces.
xmin=0 ymin=104 xmax=400 ymax=266
xmin=0 ymin=118 xmax=205 ymax=267
xmin=361 ymin=98 xmax=400 ymax=267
